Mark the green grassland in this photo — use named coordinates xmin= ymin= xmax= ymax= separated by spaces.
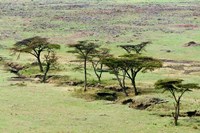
xmin=0 ymin=68 xmax=200 ymax=133
xmin=0 ymin=0 xmax=200 ymax=132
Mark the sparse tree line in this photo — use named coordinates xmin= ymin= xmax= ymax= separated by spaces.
xmin=0 ymin=36 xmax=199 ymax=126
xmin=69 ymin=40 xmax=163 ymax=96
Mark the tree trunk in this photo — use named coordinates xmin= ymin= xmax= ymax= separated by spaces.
xmin=131 ymin=75 xmax=138 ymax=95
xmin=114 ymin=71 xmax=128 ymax=96
xmin=92 ymin=62 xmax=102 ymax=83
xmin=127 ymin=69 xmax=139 ymax=96
xmin=98 ymin=63 xmax=103 ymax=83
xmin=97 ymin=75 xmax=101 ymax=83
xmin=42 ymin=63 xmax=50 ymax=83
xmin=177 ymin=101 xmax=180 ymax=118
xmin=173 ymin=101 xmax=180 ymax=126
xmin=84 ymin=58 xmax=87 ymax=92
xmin=122 ymin=71 xmax=128 ymax=96
xmin=37 ymin=56 xmax=43 ymax=72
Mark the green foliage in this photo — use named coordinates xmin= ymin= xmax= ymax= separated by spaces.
xmin=103 ymin=55 xmax=162 ymax=95
xmin=118 ymin=41 xmax=151 ymax=54
xmin=120 ymin=54 xmax=163 ymax=72
xmin=12 ymin=36 xmax=60 ymax=55
xmin=102 ymin=57 xmax=124 ymax=79
xmin=44 ymin=51 xmax=58 ymax=67
xmin=155 ymin=79 xmax=183 ymax=90
xmin=102 ymin=57 xmax=122 ymax=70
xmin=155 ymin=79 xmax=199 ymax=92
xmin=68 ymin=40 xmax=100 ymax=59
xmin=11 ymin=36 xmax=60 ymax=72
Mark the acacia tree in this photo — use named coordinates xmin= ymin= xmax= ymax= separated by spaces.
xmin=118 ymin=41 xmax=151 ymax=54
xmin=42 ymin=51 xmax=58 ymax=83
xmin=121 ymin=54 xmax=162 ymax=95
xmin=155 ymin=79 xmax=199 ymax=126
xmin=103 ymin=55 xmax=162 ymax=95
xmin=90 ymin=48 xmax=111 ymax=83
xmin=68 ymin=40 xmax=99 ymax=91
xmin=102 ymin=57 xmax=128 ymax=96
xmin=11 ymin=36 xmax=60 ymax=72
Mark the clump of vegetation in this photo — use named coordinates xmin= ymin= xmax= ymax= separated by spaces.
xmin=42 ymin=51 xmax=58 ymax=83
xmin=5 ymin=62 xmax=27 ymax=77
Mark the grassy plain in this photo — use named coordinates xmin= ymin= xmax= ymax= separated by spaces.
xmin=0 ymin=69 xmax=200 ymax=133
xmin=0 ymin=0 xmax=200 ymax=132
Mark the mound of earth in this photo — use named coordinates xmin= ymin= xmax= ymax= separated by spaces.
xmin=121 ymin=98 xmax=133 ymax=105
xmin=184 ymin=41 xmax=200 ymax=47
xmin=128 ymin=97 xmax=168 ymax=110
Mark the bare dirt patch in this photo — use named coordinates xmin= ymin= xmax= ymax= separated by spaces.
xmin=161 ymin=59 xmax=200 ymax=74
xmin=128 ymin=97 xmax=168 ymax=110
xmin=176 ymin=24 xmax=198 ymax=29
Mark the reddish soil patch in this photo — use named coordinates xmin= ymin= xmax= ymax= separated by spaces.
xmin=176 ymin=24 xmax=198 ymax=29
